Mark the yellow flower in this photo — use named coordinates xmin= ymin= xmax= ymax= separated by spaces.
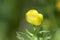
xmin=56 ymin=1 xmax=60 ymax=10
xmin=25 ymin=9 xmax=43 ymax=26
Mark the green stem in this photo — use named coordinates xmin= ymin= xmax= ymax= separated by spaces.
xmin=33 ymin=26 xmax=39 ymax=36
xmin=38 ymin=27 xmax=44 ymax=40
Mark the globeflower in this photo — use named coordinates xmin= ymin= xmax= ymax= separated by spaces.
xmin=25 ymin=9 xmax=43 ymax=26
xmin=56 ymin=1 xmax=60 ymax=10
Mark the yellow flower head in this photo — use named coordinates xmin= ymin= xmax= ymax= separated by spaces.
xmin=56 ymin=1 xmax=60 ymax=10
xmin=25 ymin=9 xmax=43 ymax=26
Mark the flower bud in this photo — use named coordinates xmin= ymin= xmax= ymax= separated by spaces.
xmin=56 ymin=1 xmax=60 ymax=10
xmin=25 ymin=9 xmax=43 ymax=26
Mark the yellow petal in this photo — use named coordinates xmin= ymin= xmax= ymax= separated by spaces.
xmin=26 ymin=9 xmax=38 ymax=16
xmin=38 ymin=13 xmax=43 ymax=21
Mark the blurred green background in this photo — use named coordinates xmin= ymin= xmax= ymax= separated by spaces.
xmin=0 ymin=0 xmax=60 ymax=40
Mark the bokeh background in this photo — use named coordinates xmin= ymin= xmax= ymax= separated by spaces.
xmin=0 ymin=0 xmax=60 ymax=40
